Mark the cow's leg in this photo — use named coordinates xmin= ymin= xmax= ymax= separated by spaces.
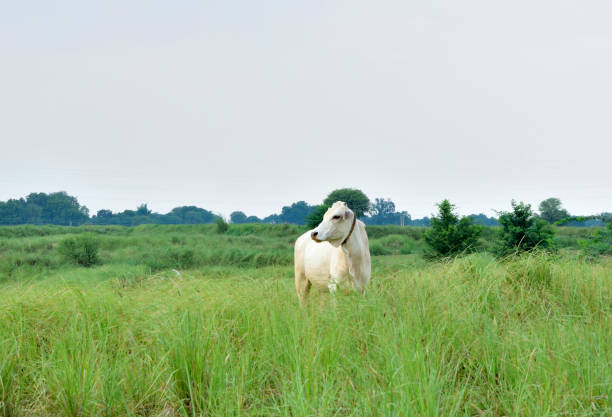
xmin=327 ymin=276 xmax=341 ymax=309
xmin=327 ymin=278 xmax=338 ymax=294
xmin=295 ymin=272 xmax=311 ymax=306
xmin=352 ymin=277 xmax=367 ymax=295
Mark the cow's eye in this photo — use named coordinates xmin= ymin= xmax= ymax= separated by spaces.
xmin=332 ymin=215 xmax=341 ymax=220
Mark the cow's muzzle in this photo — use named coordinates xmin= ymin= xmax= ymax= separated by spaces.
xmin=311 ymin=231 xmax=323 ymax=242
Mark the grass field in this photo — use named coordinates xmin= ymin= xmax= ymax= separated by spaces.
xmin=0 ymin=225 xmax=610 ymax=416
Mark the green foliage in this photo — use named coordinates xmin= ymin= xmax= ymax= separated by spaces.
xmin=136 ymin=204 xmax=151 ymax=216
xmin=505 ymin=251 xmax=554 ymax=290
xmin=497 ymin=201 xmax=555 ymax=255
xmin=368 ymin=242 xmax=391 ymax=256
xmin=230 ymin=211 xmax=247 ymax=224
xmin=279 ymin=201 xmax=315 ymax=224
xmin=0 ymin=191 xmax=89 ymax=226
xmin=0 ymin=253 xmax=610 ymax=415
xmin=555 ymin=213 xmax=611 ymax=227
xmin=375 ymin=234 xmax=420 ymax=255
xmin=262 ymin=201 xmax=317 ymax=225
xmin=538 ymin=197 xmax=570 ymax=224
xmin=580 ymin=222 xmax=612 ymax=257
xmin=305 ymin=188 xmax=372 ymax=228
xmin=366 ymin=198 xmax=411 ymax=225
xmin=0 ymin=223 xmax=604 ymax=287
xmin=424 ymin=200 xmax=482 ymax=258
xmin=305 ymin=204 xmax=329 ymax=229
xmin=230 ymin=211 xmax=263 ymax=224
xmin=365 ymin=225 xmax=427 ymax=240
xmin=371 ymin=197 xmax=395 ymax=217
xmin=467 ymin=213 xmax=499 ymax=226
xmin=57 ymin=234 xmax=100 ymax=267
xmin=215 ymin=216 xmax=229 ymax=234
xmin=91 ymin=205 xmax=217 ymax=226
xmin=0 ymin=338 xmax=19 ymax=417
xmin=323 ymin=188 xmax=371 ymax=218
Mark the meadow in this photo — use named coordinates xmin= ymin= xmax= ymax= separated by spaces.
xmin=0 ymin=224 xmax=610 ymax=416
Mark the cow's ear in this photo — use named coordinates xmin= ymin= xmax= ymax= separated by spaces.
xmin=344 ymin=210 xmax=352 ymax=220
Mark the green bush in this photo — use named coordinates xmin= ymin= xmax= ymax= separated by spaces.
xmin=306 ymin=205 xmax=329 ymax=229
xmin=580 ymin=222 xmax=612 ymax=258
xmin=141 ymin=247 xmax=197 ymax=271
xmin=215 ymin=216 xmax=229 ymax=234
xmin=496 ymin=201 xmax=554 ymax=256
xmin=369 ymin=242 xmax=391 ymax=256
xmin=424 ymin=200 xmax=482 ymax=258
xmin=57 ymin=234 xmax=100 ymax=267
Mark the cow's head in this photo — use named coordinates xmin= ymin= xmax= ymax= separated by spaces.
xmin=311 ymin=201 xmax=355 ymax=247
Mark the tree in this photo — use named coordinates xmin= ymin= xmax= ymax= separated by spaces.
xmin=497 ymin=200 xmax=554 ymax=255
xmin=306 ymin=188 xmax=372 ymax=231
xmin=467 ymin=213 xmax=499 ymax=226
xmin=411 ymin=217 xmax=431 ymax=227
xmin=539 ymin=197 xmax=570 ymax=224
xmin=323 ymin=188 xmax=371 ymax=218
xmin=424 ymin=200 xmax=482 ymax=258
xmin=262 ymin=214 xmax=280 ymax=224
xmin=279 ymin=201 xmax=315 ymax=224
xmin=136 ymin=204 xmax=152 ymax=216
xmin=365 ymin=197 xmax=411 ymax=225
xmin=370 ymin=198 xmax=395 ymax=217
xmin=0 ymin=199 xmax=27 ymax=225
xmin=96 ymin=209 xmax=113 ymax=219
xmin=21 ymin=191 xmax=89 ymax=225
xmin=168 ymin=206 xmax=216 ymax=224
xmin=230 ymin=211 xmax=248 ymax=224
xmin=306 ymin=205 xmax=329 ymax=229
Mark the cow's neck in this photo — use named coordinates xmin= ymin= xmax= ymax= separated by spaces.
xmin=341 ymin=223 xmax=365 ymax=277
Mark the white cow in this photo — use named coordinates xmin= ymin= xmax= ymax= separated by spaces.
xmin=294 ymin=201 xmax=371 ymax=303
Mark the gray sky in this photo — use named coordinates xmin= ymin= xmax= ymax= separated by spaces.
xmin=1 ymin=1 xmax=611 ymax=218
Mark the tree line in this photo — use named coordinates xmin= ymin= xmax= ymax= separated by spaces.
xmin=0 ymin=190 xmax=608 ymax=227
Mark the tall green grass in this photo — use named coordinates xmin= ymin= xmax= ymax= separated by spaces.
xmin=0 ymin=253 xmax=609 ymax=416
xmin=1 ymin=224 xmax=599 ymax=284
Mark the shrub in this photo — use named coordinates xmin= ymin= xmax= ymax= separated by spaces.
xmin=215 ymin=216 xmax=229 ymax=234
xmin=424 ymin=200 xmax=482 ymax=258
xmin=496 ymin=201 xmax=554 ymax=256
xmin=580 ymin=222 xmax=612 ymax=258
xmin=57 ymin=234 xmax=100 ymax=267
xmin=369 ymin=242 xmax=391 ymax=256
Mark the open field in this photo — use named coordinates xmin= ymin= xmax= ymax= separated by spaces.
xmin=0 ymin=225 xmax=610 ymax=416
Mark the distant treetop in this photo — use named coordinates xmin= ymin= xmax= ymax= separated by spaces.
xmin=323 ymin=188 xmax=371 ymax=218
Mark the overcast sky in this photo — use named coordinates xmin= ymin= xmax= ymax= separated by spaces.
xmin=1 ymin=1 xmax=610 ymax=218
